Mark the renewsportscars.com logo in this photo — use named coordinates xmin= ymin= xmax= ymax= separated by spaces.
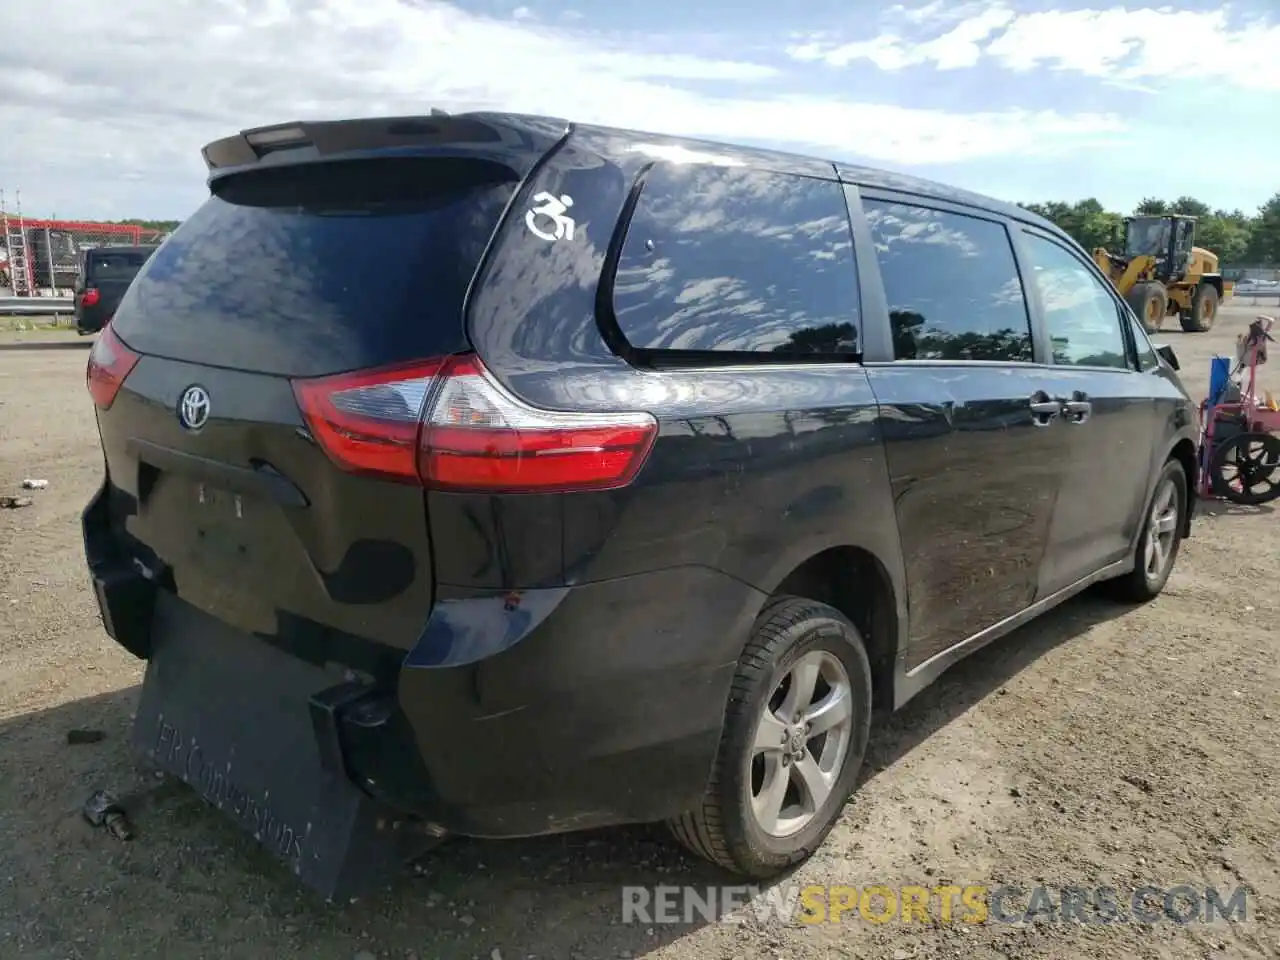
xmin=621 ymin=884 xmax=1251 ymax=926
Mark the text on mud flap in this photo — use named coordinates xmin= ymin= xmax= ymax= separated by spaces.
xmin=154 ymin=718 xmax=310 ymax=862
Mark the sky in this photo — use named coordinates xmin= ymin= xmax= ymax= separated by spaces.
xmin=0 ymin=0 xmax=1277 ymax=221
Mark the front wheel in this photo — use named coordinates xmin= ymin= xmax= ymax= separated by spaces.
xmin=1100 ymin=458 xmax=1187 ymax=603
xmin=667 ymin=596 xmax=872 ymax=878
xmin=1126 ymin=282 xmax=1167 ymax=334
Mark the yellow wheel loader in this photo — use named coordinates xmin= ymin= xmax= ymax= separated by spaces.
xmin=1092 ymin=215 xmax=1233 ymax=334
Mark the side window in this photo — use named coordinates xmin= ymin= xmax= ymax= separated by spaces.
xmin=1022 ymin=233 xmax=1129 ymax=369
xmin=611 ymin=164 xmax=859 ymax=357
xmin=1128 ymin=311 xmax=1161 ymax=371
xmin=862 ymin=199 xmax=1032 ymax=362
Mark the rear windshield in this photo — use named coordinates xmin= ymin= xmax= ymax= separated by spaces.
xmin=85 ymin=250 xmax=152 ymax=281
xmin=111 ymin=157 xmax=516 ymax=378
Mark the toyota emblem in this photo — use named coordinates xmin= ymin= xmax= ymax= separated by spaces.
xmin=178 ymin=385 xmax=211 ymax=431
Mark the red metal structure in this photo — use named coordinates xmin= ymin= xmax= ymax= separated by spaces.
xmin=1 ymin=208 xmax=166 ymax=296
xmin=15 ymin=218 xmax=161 ymax=243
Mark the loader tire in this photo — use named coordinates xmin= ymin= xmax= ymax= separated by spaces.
xmin=1126 ymin=282 xmax=1167 ymax=334
xmin=1182 ymin=283 xmax=1219 ymax=332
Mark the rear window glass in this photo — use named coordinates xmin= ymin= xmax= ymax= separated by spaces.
xmin=610 ymin=164 xmax=860 ymax=359
xmin=85 ymin=250 xmax=152 ymax=281
xmin=112 ymin=158 xmax=515 ymax=378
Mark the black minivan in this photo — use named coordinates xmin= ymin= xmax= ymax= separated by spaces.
xmin=82 ymin=113 xmax=1197 ymax=897
xmin=74 ymin=245 xmax=158 ymax=335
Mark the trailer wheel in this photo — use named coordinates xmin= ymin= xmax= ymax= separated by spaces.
xmin=1209 ymin=431 xmax=1280 ymax=504
xmin=1126 ymin=282 xmax=1166 ymax=334
xmin=1182 ymin=283 xmax=1219 ymax=332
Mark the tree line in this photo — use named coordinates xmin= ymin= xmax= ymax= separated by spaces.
xmin=109 ymin=219 xmax=182 ymax=233
xmin=1019 ymin=193 xmax=1280 ymax=268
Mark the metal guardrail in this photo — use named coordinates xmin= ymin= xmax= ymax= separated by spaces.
xmin=1233 ymin=289 xmax=1280 ymax=305
xmin=0 ymin=296 xmax=73 ymax=316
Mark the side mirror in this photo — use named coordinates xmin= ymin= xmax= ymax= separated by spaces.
xmin=1155 ymin=343 xmax=1180 ymax=371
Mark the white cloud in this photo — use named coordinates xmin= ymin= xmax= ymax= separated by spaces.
xmin=987 ymin=7 xmax=1280 ymax=89
xmin=511 ymin=6 xmax=534 ymax=21
xmin=0 ymin=0 xmax=1124 ymax=217
xmin=789 ymin=6 xmax=1015 ymax=71
xmin=793 ymin=3 xmax=1280 ymax=90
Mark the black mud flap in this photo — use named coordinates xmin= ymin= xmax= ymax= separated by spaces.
xmin=132 ymin=592 xmax=434 ymax=900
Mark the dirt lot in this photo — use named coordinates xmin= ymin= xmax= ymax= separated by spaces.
xmin=2 ymin=306 xmax=1280 ymax=960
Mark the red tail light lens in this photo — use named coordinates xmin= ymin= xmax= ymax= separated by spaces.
xmin=292 ymin=355 xmax=658 ymax=493
xmin=292 ymin=359 xmax=446 ymax=482
xmin=419 ymin=356 xmax=657 ymax=492
xmin=86 ymin=324 xmax=141 ymax=409
xmin=81 ymin=287 xmax=101 ymax=307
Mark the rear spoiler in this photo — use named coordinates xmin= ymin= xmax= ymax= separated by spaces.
xmin=201 ymin=112 xmax=571 ymax=183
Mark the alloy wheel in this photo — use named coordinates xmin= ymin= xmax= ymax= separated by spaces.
xmin=1143 ymin=477 xmax=1179 ymax=581
xmin=747 ymin=650 xmax=854 ymax=838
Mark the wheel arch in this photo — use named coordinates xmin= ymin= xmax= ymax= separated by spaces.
xmin=1200 ymin=275 xmax=1225 ymax=299
xmin=1144 ymin=436 xmax=1196 ymax=545
xmin=767 ymin=545 xmax=901 ymax=712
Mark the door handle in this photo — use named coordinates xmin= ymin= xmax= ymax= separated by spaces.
xmin=1029 ymin=391 xmax=1061 ymax=426
xmin=1063 ymin=390 xmax=1091 ymax=424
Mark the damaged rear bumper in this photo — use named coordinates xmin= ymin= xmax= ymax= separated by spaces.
xmin=83 ymin=481 xmax=760 ymax=895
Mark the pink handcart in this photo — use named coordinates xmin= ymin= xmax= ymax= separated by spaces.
xmin=1198 ymin=315 xmax=1280 ymax=505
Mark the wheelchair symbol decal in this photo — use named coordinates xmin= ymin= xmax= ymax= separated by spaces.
xmin=525 ymin=192 xmax=576 ymax=242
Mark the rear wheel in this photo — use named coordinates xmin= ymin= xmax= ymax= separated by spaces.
xmin=1101 ymin=459 xmax=1186 ymax=603
xmin=1182 ymin=283 xmax=1219 ymax=332
xmin=1126 ymin=282 xmax=1167 ymax=334
xmin=667 ymin=596 xmax=872 ymax=878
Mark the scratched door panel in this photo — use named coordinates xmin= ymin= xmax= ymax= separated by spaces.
xmin=866 ymin=363 xmax=1067 ymax=668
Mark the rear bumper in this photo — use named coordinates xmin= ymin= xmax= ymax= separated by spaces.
xmin=383 ymin=568 xmax=759 ymax=837
xmin=74 ymin=304 xmax=112 ymax=334
xmin=84 ymin=481 xmax=763 ymax=844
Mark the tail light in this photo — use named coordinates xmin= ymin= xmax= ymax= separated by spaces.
xmin=81 ymin=287 xmax=101 ymax=307
xmin=292 ymin=355 xmax=658 ymax=493
xmin=86 ymin=324 xmax=141 ymax=409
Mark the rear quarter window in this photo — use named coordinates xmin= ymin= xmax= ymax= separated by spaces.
xmin=609 ymin=164 xmax=860 ymax=359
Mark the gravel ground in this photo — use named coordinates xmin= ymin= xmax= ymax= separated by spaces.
xmin=1 ymin=306 xmax=1279 ymax=960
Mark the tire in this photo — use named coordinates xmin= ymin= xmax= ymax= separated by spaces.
xmin=1208 ymin=431 xmax=1280 ymax=505
xmin=1100 ymin=458 xmax=1187 ymax=603
xmin=1125 ymin=282 xmax=1167 ymax=334
xmin=667 ymin=596 xmax=872 ymax=878
xmin=1181 ymin=283 xmax=1219 ymax=332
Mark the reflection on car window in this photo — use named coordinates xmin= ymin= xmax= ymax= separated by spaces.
xmin=112 ymin=158 xmax=514 ymax=377
xmin=611 ymin=164 xmax=860 ymax=357
xmin=1023 ymin=233 xmax=1129 ymax=369
xmin=863 ymin=200 xmax=1031 ymax=362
